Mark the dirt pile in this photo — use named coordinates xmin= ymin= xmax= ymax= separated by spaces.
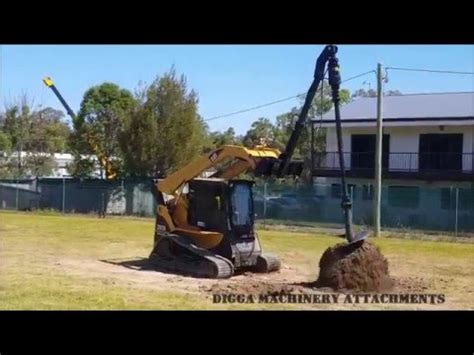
xmin=315 ymin=240 xmax=392 ymax=292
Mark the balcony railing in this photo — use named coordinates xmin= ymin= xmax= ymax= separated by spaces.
xmin=312 ymin=152 xmax=474 ymax=180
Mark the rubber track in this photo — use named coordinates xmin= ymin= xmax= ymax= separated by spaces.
xmin=149 ymin=234 xmax=234 ymax=279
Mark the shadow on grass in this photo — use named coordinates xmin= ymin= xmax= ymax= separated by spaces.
xmin=101 ymin=257 xmax=270 ymax=279
xmin=100 ymin=257 xmax=210 ymax=279
xmin=100 ymin=258 xmax=156 ymax=271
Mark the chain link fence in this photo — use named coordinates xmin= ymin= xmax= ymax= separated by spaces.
xmin=253 ymin=181 xmax=474 ymax=236
xmin=1 ymin=177 xmax=473 ymax=236
xmin=0 ymin=177 xmax=155 ymax=217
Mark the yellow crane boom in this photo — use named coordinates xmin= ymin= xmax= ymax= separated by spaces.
xmin=42 ymin=76 xmax=117 ymax=180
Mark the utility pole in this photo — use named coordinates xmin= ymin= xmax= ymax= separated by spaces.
xmin=374 ymin=63 xmax=384 ymax=237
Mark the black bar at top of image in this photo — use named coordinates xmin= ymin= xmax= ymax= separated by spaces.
xmin=0 ymin=8 xmax=473 ymax=44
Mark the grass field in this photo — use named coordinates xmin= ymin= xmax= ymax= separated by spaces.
xmin=1 ymin=210 xmax=473 ymax=310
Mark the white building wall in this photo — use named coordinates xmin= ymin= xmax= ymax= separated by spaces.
xmin=463 ymin=126 xmax=474 ymax=172
xmin=325 ymin=127 xmax=352 ymax=169
xmin=388 ymin=127 xmax=419 ymax=171
xmin=3 ymin=152 xmax=104 ymax=178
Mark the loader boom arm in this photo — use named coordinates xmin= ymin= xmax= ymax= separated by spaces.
xmin=156 ymin=145 xmax=280 ymax=195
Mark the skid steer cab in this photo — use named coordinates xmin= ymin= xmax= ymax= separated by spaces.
xmin=150 ymin=177 xmax=280 ymax=278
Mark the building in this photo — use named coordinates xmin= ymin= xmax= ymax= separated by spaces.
xmin=52 ymin=153 xmax=76 ymax=177
xmin=310 ymin=92 xmax=474 ymax=231
xmin=0 ymin=152 xmax=103 ymax=178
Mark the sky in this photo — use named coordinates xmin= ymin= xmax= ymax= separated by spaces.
xmin=1 ymin=45 xmax=473 ymax=135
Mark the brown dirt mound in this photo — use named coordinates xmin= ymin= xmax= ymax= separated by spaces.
xmin=315 ymin=240 xmax=393 ymax=292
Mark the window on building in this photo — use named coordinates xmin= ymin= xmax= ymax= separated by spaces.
xmin=419 ymin=134 xmax=463 ymax=171
xmin=388 ymin=186 xmax=420 ymax=208
xmin=351 ymin=134 xmax=390 ymax=170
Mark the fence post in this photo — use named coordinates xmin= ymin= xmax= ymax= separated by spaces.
xmin=62 ymin=175 xmax=66 ymax=213
xmin=16 ymin=142 xmax=21 ymax=211
xmin=455 ymin=187 xmax=459 ymax=236
xmin=311 ymin=121 xmax=315 ymax=172
xmin=101 ymin=192 xmax=105 ymax=218
xmin=121 ymin=179 xmax=125 ymax=216
xmin=15 ymin=176 xmax=19 ymax=211
xmin=263 ymin=182 xmax=267 ymax=230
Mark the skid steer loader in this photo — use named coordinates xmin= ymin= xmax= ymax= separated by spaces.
xmin=149 ymin=145 xmax=299 ymax=278
xmin=149 ymin=44 xmax=368 ymax=279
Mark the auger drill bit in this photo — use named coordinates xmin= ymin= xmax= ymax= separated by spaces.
xmin=328 ymin=48 xmax=369 ymax=245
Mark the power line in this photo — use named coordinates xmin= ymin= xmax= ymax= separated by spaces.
xmin=342 ymin=70 xmax=377 ymax=83
xmin=204 ymin=70 xmax=376 ymax=122
xmin=204 ymin=94 xmax=302 ymax=122
xmin=386 ymin=66 xmax=474 ymax=75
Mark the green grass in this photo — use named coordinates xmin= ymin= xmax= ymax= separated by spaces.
xmin=1 ymin=211 xmax=473 ymax=310
xmin=0 ymin=274 xmax=202 ymax=310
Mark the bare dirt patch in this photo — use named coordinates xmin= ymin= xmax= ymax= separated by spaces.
xmin=54 ymin=257 xmax=306 ymax=296
xmin=53 ymin=257 xmax=213 ymax=294
xmin=50 ymin=250 xmax=439 ymax=305
xmin=392 ymin=276 xmax=433 ymax=293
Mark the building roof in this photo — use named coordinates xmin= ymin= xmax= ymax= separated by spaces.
xmin=315 ymin=92 xmax=474 ymax=125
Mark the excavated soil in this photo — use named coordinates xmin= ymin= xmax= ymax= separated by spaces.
xmin=313 ymin=240 xmax=393 ymax=292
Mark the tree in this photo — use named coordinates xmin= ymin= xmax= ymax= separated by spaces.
xmin=276 ymin=84 xmax=350 ymax=154
xmin=71 ymin=83 xmax=136 ymax=177
xmin=352 ymin=88 xmax=377 ymax=98
xmin=307 ymin=82 xmax=351 ymax=119
xmin=269 ymin=84 xmax=351 ymax=183
xmin=0 ymin=96 xmax=70 ymax=178
xmin=0 ymin=130 xmax=13 ymax=178
xmin=273 ymin=107 xmax=299 ymax=151
xmin=65 ymin=158 xmax=97 ymax=178
xmin=209 ymin=127 xmax=241 ymax=148
xmin=352 ymin=88 xmax=402 ymax=98
xmin=0 ymin=130 xmax=12 ymax=152
xmin=23 ymin=154 xmax=58 ymax=177
xmin=120 ymin=68 xmax=208 ymax=176
xmin=386 ymin=90 xmax=402 ymax=96
xmin=2 ymin=96 xmax=32 ymax=152
xmin=242 ymin=118 xmax=277 ymax=148
xmin=28 ymin=107 xmax=71 ymax=153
